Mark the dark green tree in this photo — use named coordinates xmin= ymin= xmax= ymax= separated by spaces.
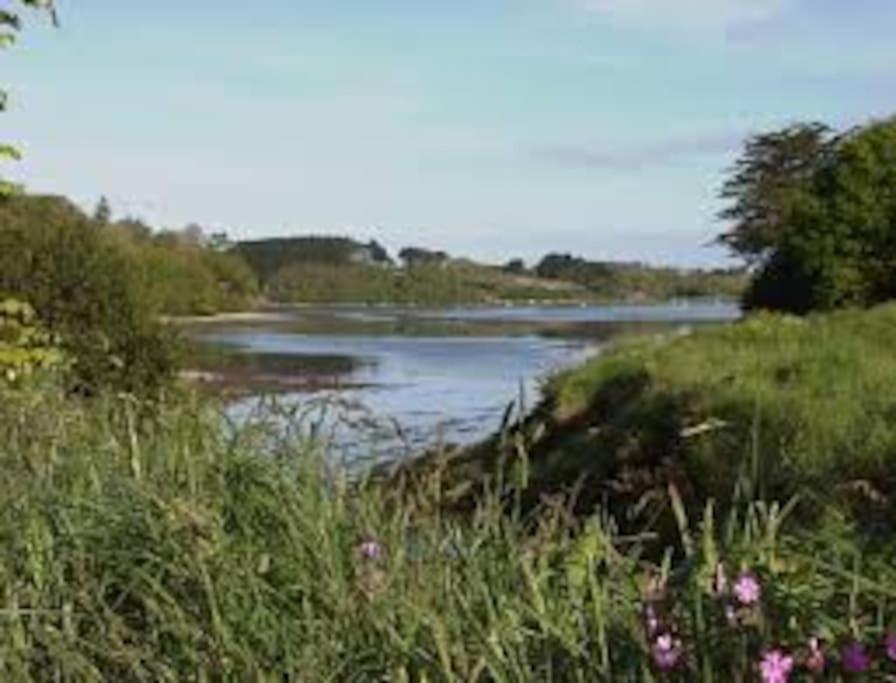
xmin=716 ymin=122 xmax=834 ymax=265
xmin=722 ymin=117 xmax=896 ymax=312
xmin=92 ymin=195 xmax=112 ymax=224
xmin=502 ymin=258 xmax=527 ymax=275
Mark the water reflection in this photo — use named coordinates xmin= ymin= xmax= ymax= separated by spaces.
xmin=187 ymin=302 xmax=739 ymax=461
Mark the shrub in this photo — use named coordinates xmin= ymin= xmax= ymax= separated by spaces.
xmin=0 ymin=298 xmax=66 ymax=385
xmin=0 ymin=195 xmax=177 ymax=396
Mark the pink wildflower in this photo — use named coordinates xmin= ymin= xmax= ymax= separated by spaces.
xmin=651 ymin=632 xmax=683 ymax=671
xmin=733 ymin=572 xmax=761 ymax=606
xmin=358 ymin=539 xmax=384 ymax=561
xmin=760 ymin=650 xmax=794 ymax=683
xmin=842 ymin=642 xmax=871 ymax=673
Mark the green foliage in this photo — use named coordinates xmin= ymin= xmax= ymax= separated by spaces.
xmin=236 ymin=236 xmax=393 ymax=285
xmin=721 ymin=116 xmax=896 ymax=313
xmin=502 ymin=257 xmax=527 ymax=275
xmin=0 ymin=194 xmax=177 ymax=395
xmin=0 ymin=388 xmax=894 ymax=679
xmin=139 ymin=240 xmax=258 ymax=316
xmin=241 ymin=239 xmax=741 ymax=305
xmin=0 ymin=193 xmax=265 ymax=392
xmin=0 ymin=298 xmax=66 ymax=384
xmin=717 ymin=123 xmax=834 ymax=264
xmin=398 ymin=245 xmax=449 ymax=267
xmin=268 ymin=260 xmax=586 ymax=305
xmin=507 ymin=305 xmax=896 ymax=535
xmin=536 ymin=252 xmax=746 ymax=301
xmin=1 ymin=0 xmax=55 ymax=196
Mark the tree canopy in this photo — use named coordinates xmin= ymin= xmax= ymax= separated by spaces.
xmin=236 ymin=236 xmax=393 ymax=284
xmin=0 ymin=194 xmax=260 ymax=394
xmin=717 ymin=123 xmax=834 ymax=265
xmin=719 ymin=116 xmax=896 ymax=313
xmin=535 ymin=252 xmax=745 ymax=301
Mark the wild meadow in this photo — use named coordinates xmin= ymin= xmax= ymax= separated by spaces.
xmin=2 ymin=314 xmax=896 ymax=681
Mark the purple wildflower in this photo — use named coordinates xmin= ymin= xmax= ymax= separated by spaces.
xmin=760 ymin=650 xmax=794 ymax=683
xmin=842 ymin=642 xmax=871 ymax=673
xmin=733 ymin=572 xmax=761 ymax=606
xmin=805 ymin=638 xmax=825 ymax=675
xmin=358 ymin=539 xmax=384 ymax=561
xmin=886 ymin=633 xmax=896 ymax=662
xmin=651 ymin=632 xmax=683 ymax=671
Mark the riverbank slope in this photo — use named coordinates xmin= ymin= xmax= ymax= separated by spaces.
xmin=415 ymin=304 xmax=896 ymax=538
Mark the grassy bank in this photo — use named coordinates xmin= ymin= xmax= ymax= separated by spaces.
xmin=1 ymin=385 xmax=896 ymax=679
xmin=432 ymin=304 xmax=896 ymax=546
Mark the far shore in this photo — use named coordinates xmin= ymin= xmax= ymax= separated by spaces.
xmin=165 ymin=309 xmax=296 ymax=325
xmin=167 ymin=296 xmax=740 ymax=325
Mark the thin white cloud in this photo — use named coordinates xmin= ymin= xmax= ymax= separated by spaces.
xmin=576 ymin=0 xmax=791 ymax=34
xmin=533 ymin=130 xmax=743 ymax=171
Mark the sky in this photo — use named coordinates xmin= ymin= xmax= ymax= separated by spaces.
xmin=4 ymin=0 xmax=896 ymax=266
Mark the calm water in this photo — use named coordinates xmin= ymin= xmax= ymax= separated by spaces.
xmin=189 ymin=302 xmax=739 ymax=462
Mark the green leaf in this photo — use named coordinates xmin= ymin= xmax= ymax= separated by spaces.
xmin=0 ymin=144 xmax=22 ymax=161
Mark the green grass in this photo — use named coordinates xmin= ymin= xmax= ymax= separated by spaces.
xmin=1 ymin=384 xmax=895 ymax=679
xmin=466 ymin=304 xmax=896 ymax=536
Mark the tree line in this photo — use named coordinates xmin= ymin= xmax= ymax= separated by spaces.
xmin=525 ymin=253 xmax=746 ymax=301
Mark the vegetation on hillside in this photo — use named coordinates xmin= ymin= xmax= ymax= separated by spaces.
xmin=267 ymin=259 xmax=587 ymax=305
xmin=235 ymin=236 xmax=746 ymax=305
xmin=236 ymin=236 xmax=393 ymax=284
xmin=719 ymin=115 xmax=896 ymax=313
xmin=0 ymin=194 xmax=258 ymax=394
xmin=534 ymin=253 xmax=747 ymax=301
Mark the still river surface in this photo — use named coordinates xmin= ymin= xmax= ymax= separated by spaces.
xmin=188 ymin=302 xmax=739 ymax=462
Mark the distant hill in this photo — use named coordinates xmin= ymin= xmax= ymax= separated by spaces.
xmin=232 ymin=237 xmax=745 ymax=305
xmin=534 ymin=252 xmax=747 ymax=301
xmin=235 ymin=237 xmax=392 ymax=284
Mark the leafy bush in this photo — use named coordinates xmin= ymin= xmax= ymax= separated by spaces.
xmin=139 ymin=242 xmax=258 ymax=316
xmin=0 ymin=298 xmax=66 ymax=385
xmin=0 ymin=195 xmax=177 ymax=395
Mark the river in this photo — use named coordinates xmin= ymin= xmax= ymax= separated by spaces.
xmin=186 ymin=301 xmax=740 ymax=463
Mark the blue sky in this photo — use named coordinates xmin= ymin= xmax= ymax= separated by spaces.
xmin=5 ymin=0 xmax=896 ymax=266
